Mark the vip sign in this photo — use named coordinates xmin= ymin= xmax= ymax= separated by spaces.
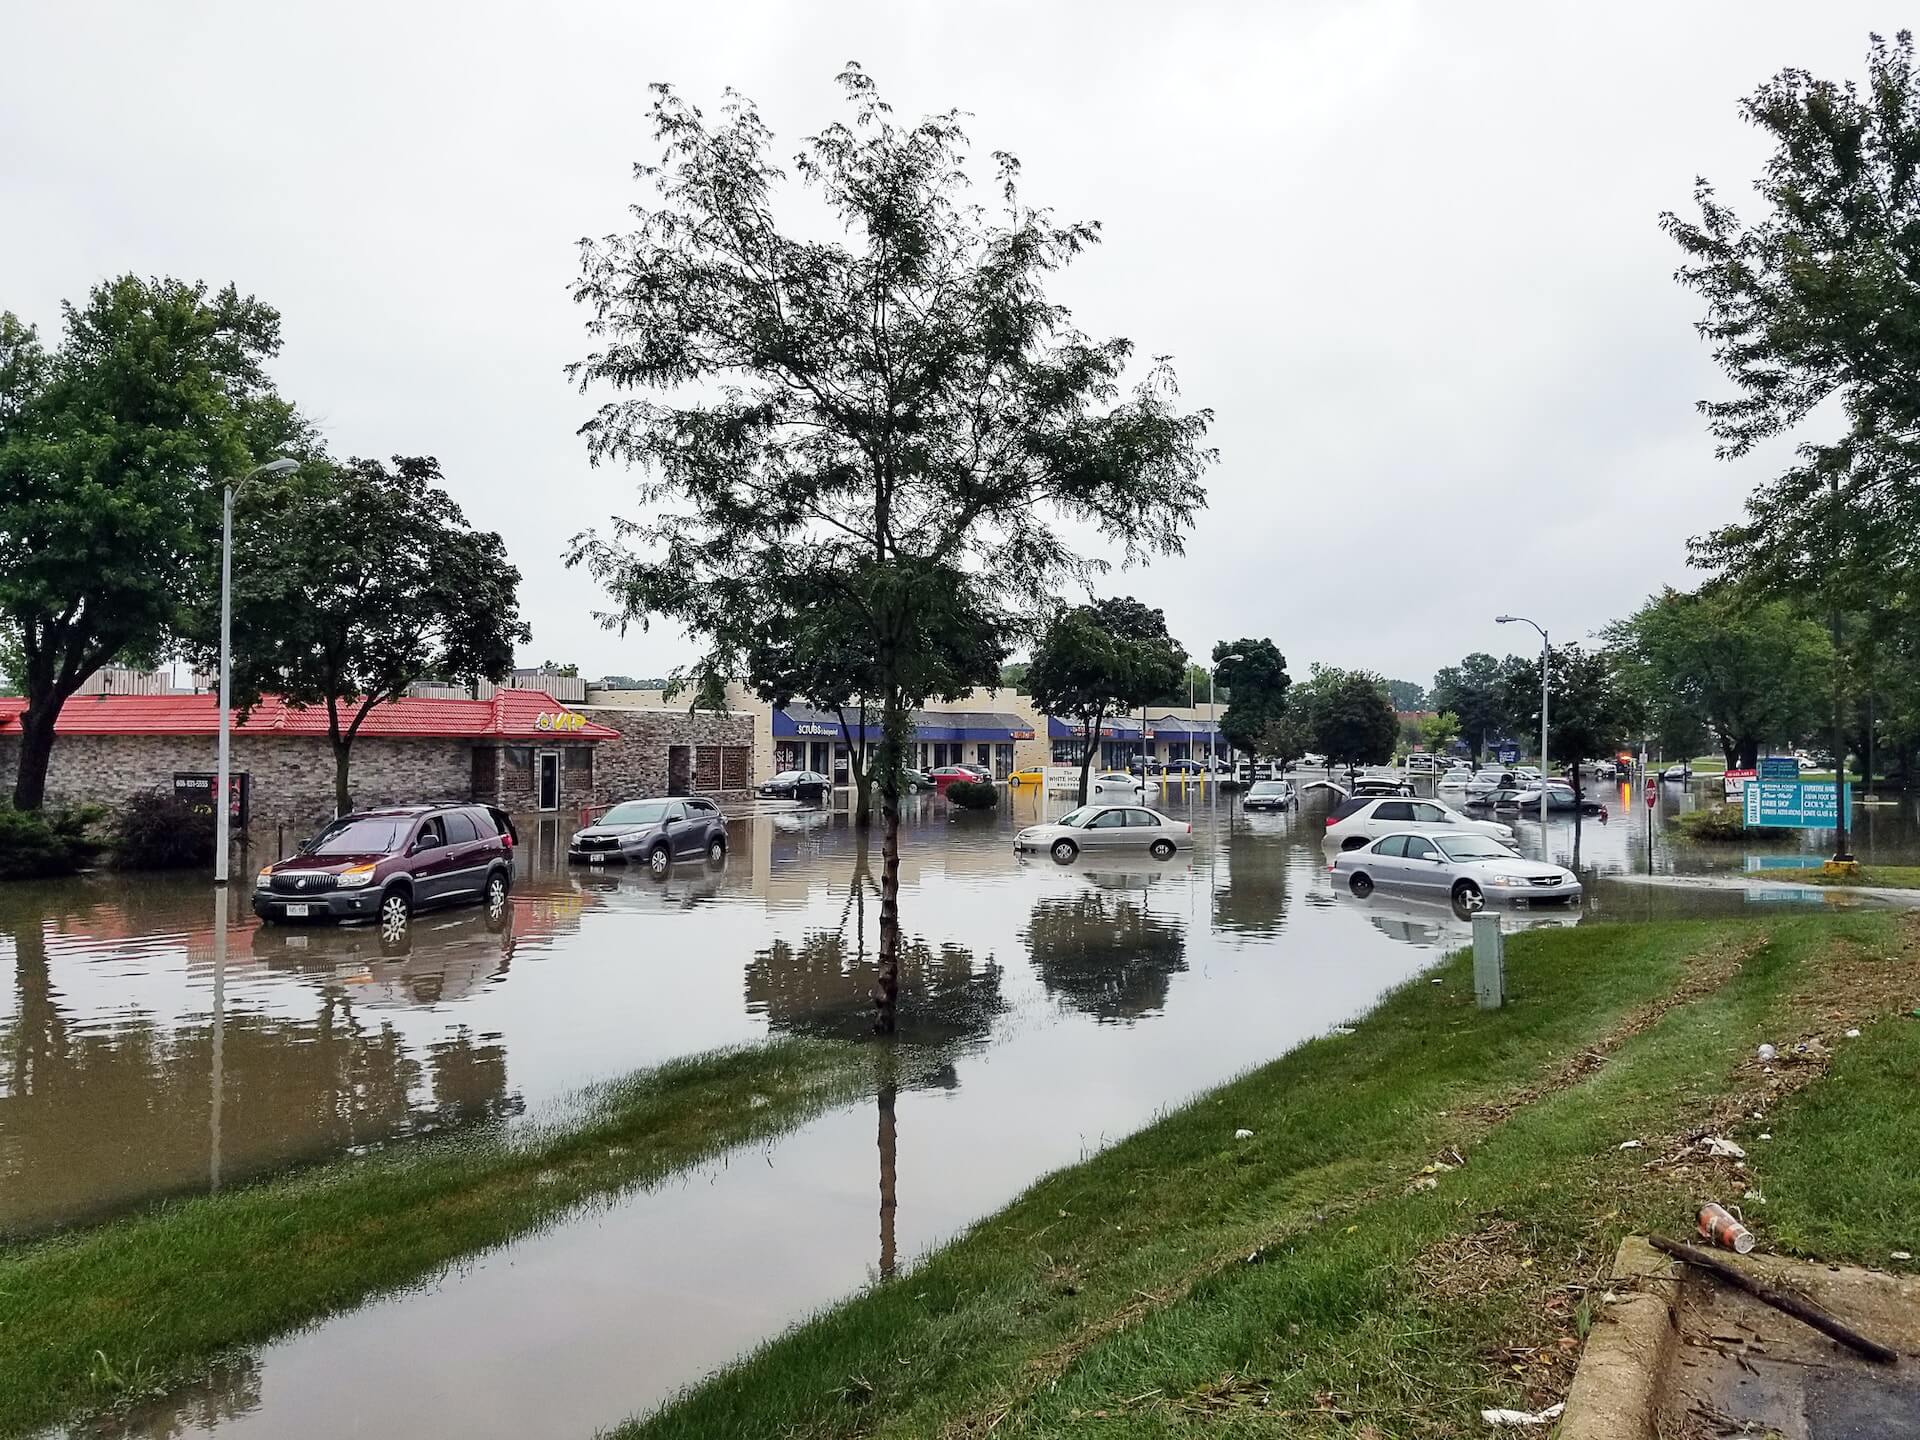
xmin=535 ymin=711 xmax=587 ymax=732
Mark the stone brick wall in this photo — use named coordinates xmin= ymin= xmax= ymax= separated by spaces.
xmin=479 ymin=740 xmax=600 ymax=814
xmin=581 ymin=705 xmax=757 ymax=803
xmin=0 ymin=733 xmax=472 ymax=831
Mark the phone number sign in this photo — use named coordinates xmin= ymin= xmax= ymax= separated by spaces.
xmin=1742 ymin=780 xmax=1849 ymax=828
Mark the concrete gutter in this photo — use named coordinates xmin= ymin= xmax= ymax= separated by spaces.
xmin=1612 ymin=873 xmax=1920 ymax=909
xmin=1558 ymin=1236 xmax=1680 ymax=1440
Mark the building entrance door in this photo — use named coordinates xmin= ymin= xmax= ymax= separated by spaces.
xmin=537 ymin=752 xmax=560 ymax=811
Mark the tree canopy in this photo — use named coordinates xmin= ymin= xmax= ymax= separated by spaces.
xmin=1211 ymin=639 xmax=1290 ymax=767
xmin=1429 ymin=653 xmax=1514 ymax=765
xmin=203 ymin=455 xmax=528 ymax=813
xmin=1296 ymin=665 xmax=1398 ymax=767
xmin=1501 ymin=644 xmax=1642 ymax=792
xmin=1027 ymin=598 xmax=1184 ymax=803
xmin=568 ymin=69 xmax=1214 ymax=1028
xmin=1383 ymin=678 xmax=1427 ymax=712
xmin=1606 ymin=587 xmax=1832 ymax=768
xmin=0 ymin=276 xmax=298 ymax=808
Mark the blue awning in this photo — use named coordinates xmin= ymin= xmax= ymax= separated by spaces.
xmin=775 ymin=706 xmax=1033 ymax=744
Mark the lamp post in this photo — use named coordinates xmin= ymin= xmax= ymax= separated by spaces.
xmin=215 ymin=458 xmax=299 ymax=884
xmin=1496 ymin=615 xmax=1550 ymax=835
xmin=1210 ymin=652 xmax=1244 ymax=780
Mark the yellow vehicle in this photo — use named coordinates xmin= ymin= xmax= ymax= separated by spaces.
xmin=1008 ymin=766 xmax=1047 ymax=789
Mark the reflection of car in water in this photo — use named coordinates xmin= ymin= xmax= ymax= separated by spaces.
xmin=1342 ymin=888 xmax=1584 ymax=949
xmin=567 ymin=854 xmax=727 ymax=909
xmin=251 ymin=881 xmax=515 ymax=980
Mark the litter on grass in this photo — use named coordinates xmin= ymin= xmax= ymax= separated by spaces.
xmin=1482 ymin=1402 xmax=1565 ymax=1427
xmin=1704 ymin=1137 xmax=1747 ymax=1160
xmin=1234 ymin=1128 xmax=1254 ymax=1140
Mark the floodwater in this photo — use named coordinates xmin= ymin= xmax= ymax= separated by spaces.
xmin=6 ymin=777 xmax=1916 ymax=1438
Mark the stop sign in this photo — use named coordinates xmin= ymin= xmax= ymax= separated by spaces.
xmin=1646 ymin=783 xmax=1656 ymax=809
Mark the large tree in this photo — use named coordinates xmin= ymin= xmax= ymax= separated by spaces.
xmin=1297 ymin=665 xmax=1398 ymax=769
xmin=1429 ymin=653 xmax=1512 ymax=765
xmin=568 ymin=70 xmax=1213 ymax=1030
xmin=1383 ymin=678 xmax=1427 ymax=712
xmin=1606 ymin=587 xmax=1832 ymax=769
xmin=204 ymin=456 xmax=528 ymax=814
xmin=1501 ymin=644 xmax=1642 ymax=803
xmin=1211 ymin=639 xmax=1290 ymax=772
xmin=0 ymin=278 xmax=296 ymax=809
xmin=1663 ymin=31 xmax=1920 ymax=855
xmin=1027 ymin=598 xmax=1186 ymax=804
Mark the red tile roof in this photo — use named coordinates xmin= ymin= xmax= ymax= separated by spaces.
xmin=0 ymin=689 xmax=620 ymax=741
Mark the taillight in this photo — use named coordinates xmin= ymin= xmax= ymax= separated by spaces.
xmin=1326 ymin=816 xmax=1336 ymax=827
xmin=1185 ymin=822 xmax=1192 ymax=833
xmin=501 ymin=833 xmax=513 ymax=849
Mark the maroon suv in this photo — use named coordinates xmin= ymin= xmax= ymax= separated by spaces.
xmin=254 ymin=803 xmax=516 ymax=939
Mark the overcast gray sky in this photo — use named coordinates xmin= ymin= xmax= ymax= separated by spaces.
xmin=0 ymin=2 xmax=1884 ymax=690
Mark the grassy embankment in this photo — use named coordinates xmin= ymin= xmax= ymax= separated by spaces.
xmin=1748 ymin=864 xmax=1920 ymax=891
xmin=0 ymin=1038 xmax=871 ymax=1438
xmin=622 ymin=913 xmax=1920 ymax=1439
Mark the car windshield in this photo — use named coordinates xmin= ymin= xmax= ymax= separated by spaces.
xmin=309 ymin=816 xmax=411 ymax=855
xmin=1056 ymin=807 xmax=1099 ymax=828
xmin=1250 ymin=781 xmax=1286 ymax=795
xmin=771 ymin=772 xmax=801 ymax=783
xmin=603 ymin=801 xmax=672 ymax=826
xmin=1437 ymin=835 xmax=1513 ymax=861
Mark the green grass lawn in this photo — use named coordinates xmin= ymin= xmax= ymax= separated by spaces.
xmin=1748 ymin=864 xmax=1920 ymax=890
xmin=616 ymin=914 xmax=1920 ymax=1439
xmin=0 ymin=1038 xmax=871 ymax=1438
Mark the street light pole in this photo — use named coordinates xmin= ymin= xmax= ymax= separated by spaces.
xmin=1496 ymin=615 xmax=1550 ymax=835
xmin=215 ymin=458 xmax=298 ymax=884
xmin=1210 ymin=652 xmax=1244 ymax=779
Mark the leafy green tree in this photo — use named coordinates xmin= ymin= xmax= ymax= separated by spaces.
xmin=1663 ymin=31 xmax=1920 ymax=853
xmin=538 ymin=661 xmax=581 ymax=678
xmin=567 ymin=70 xmax=1213 ymax=1030
xmin=0 ymin=278 xmax=297 ymax=809
xmin=1147 ymin=661 xmax=1216 ymax=709
xmin=998 ymin=661 xmax=1029 ymax=693
xmin=202 ymin=456 xmax=529 ymax=814
xmin=1259 ymin=704 xmax=1310 ymax=771
xmin=1384 ymin=678 xmax=1427 ymax=712
xmin=1421 ymin=711 xmax=1462 ymax=754
xmin=1297 ymin=665 xmax=1398 ymax=768
xmin=1501 ymin=644 xmax=1642 ymax=802
xmin=1429 ymin=653 xmax=1512 ymax=765
xmin=1606 ymin=588 xmax=1832 ymax=769
xmin=1211 ymin=639 xmax=1289 ymax=773
xmin=1028 ymin=598 xmax=1185 ymax=804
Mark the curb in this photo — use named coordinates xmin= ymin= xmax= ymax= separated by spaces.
xmin=1558 ymin=1237 xmax=1679 ymax=1440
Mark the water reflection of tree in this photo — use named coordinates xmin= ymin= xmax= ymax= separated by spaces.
xmin=1 ymin=902 xmax=520 ymax=1236
xmin=744 ymin=929 xmax=1004 ymax=1045
xmin=86 ymin=1353 xmax=263 ymax=1440
xmin=1213 ymin=816 xmax=1292 ymax=937
xmin=1022 ymin=887 xmax=1187 ymax=1023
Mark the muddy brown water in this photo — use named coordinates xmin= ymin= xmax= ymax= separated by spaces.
xmin=7 ymin=778 xmax=1917 ymax=1438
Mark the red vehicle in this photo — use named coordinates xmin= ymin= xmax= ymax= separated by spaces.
xmin=254 ymin=803 xmax=515 ymax=940
xmin=929 ymin=765 xmax=986 ymax=794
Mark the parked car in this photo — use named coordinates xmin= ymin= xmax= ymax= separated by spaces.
xmin=1242 ymin=778 xmax=1298 ymax=811
xmin=1090 ymin=770 xmax=1151 ymax=797
xmin=1436 ymin=769 xmax=1470 ymax=792
xmin=254 ymin=803 xmax=514 ymax=939
xmin=955 ymin=762 xmax=995 ymax=782
xmin=569 ymin=796 xmax=728 ymax=874
xmin=1496 ymin=782 xmax=1579 ymax=812
xmin=929 ymin=765 xmax=985 ymax=794
xmin=1324 ymin=795 xmax=1516 ymax=850
xmin=900 ymin=766 xmax=934 ymax=792
xmin=1008 ymin=765 xmax=1047 ymax=789
xmin=1329 ymin=829 xmax=1582 ymax=912
xmin=1659 ymin=763 xmax=1692 ymax=782
xmin=1465 ymin=769 xmax=1521 ymax=802
xmin=1014 ymin=804 xmax=1192 ymax=863
xmin=1159 ymin=758 xmax=1211 ymax=777
xmin=1348 ymin=775 xmax=1416 ymax=798
xmin=758 ymin=769 xmax=831 ymax=801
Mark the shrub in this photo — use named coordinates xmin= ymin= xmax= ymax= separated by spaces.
xmin=112 ymin=789 xmax=215 ymax=870
xmin=0 ymin=803 xmax=104 ymax=879
xmin=944 ymin=779 xmax=999 ymax=810
xmin=1675 ymin=804 xmax=1793 ymax=845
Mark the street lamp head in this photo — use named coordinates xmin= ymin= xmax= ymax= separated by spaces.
xmin=1215 ymin=652 xmax=1246 ymax=667
xmin=252 ymin=458 xmax=299 ymax=479
xmin=1494 ymin=614 xmax=1516 ymax=624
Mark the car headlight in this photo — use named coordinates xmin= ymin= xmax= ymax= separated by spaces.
xmin=570 ymin=833 xmax=584 ymax=846
xmin=255 ymin=868 xmax=273 ymax=888
xmin=1491 ymin=871 xmax=1537 ymax=885
xmin=337 ymin=863 xmax=376 ymax=889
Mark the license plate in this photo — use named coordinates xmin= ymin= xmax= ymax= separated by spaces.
xmin=285 ymin=934 xmax=308 ymax=949
xmin=283 ymin=903 xmax=310 ymax=918
xmin=589 ymin=854 xmax=605 ymax=865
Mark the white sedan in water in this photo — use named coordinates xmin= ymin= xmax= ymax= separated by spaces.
xmin=1014 ymin=804 xmax=1192 ymax=864
xmin=1329 ymin=830 xmax=1582 ymax=912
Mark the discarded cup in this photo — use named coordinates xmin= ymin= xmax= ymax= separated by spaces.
xmin=1757 ymin=1043 xmax=1777 ymax=1062
xmin=1234 ymin=1128 xmax=1254 ymax=1140
xmin=1699 ymin=1202 xmax=1756 ymax=1254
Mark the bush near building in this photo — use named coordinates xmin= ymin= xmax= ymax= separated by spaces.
xmin=0 ymin=804 xmax=103 ymax=879
xmin=111 ymin=789 xmax=215 ymax=871
xmin=1675 ymin=803 xmax=1794 ymax=844
xmin=945 ymin=780 xmax=999 ymax=810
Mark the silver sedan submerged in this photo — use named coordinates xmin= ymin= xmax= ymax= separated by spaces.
xmin=1328 ymin=829 xmax=1581 ymax=912
xmin=1014 ymin=803 xmax=1192 ymax=864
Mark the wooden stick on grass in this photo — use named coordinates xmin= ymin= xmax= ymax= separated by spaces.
xmin=1648 ymin=1234 xmax=1900 ymax=1365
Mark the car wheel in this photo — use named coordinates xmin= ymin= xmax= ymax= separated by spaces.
xmin=646 ymin=843 xmax=671 ymax=877
xmin=379 ymin=888 xmax=412 ymax=943
xmin=707 ymin=835 xmax=727 ymax=863
xmin=1150 ymin=838 xmax=1175 ymax=859
xmin=1050 ymin=838 xmax=1078 ymax=864
xmin=1348 ymin=872 xmax=1374 ymax=897
xmin=1453 ymin=880 xmax=1485 ymax=913
xmin=484 ymin=869 xmax=508 ymax=917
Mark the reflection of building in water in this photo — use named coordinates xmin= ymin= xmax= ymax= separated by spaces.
xmin=0 ymin=896 xmax=525 ymax=1237
xmin=1022 ymin=885 xmax=1188 ymax=1023
xmin=1212 ymin=816 xmax=1294 ymax=938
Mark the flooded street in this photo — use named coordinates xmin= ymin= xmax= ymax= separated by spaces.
xmin=7 ymin=777 xmax=1919 ymax=1438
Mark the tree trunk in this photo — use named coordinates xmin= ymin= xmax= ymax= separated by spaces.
xmin=1721 ymin=735 xmax=1740 ymax=770
xmin=872 ymin=702 xmax=906 ymax=1034
xmin=9 ymin=704 xmax=61 ymax=811
xmin=839 ymin=707 xmax=872 ymax=829
xmin=332 ymin=741 xmax=353 ymax=818
xmin=1830 ymin=611 xmax=1850 ymax=860
xmin=1075 ymin=708 xmax=1103 ymax=806
xmin=1737 ymin=737 xmax=1760 ymax=771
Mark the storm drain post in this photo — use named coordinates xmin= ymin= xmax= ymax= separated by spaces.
xmin=1472 ymin=913 xmax=1505 ymax=1009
